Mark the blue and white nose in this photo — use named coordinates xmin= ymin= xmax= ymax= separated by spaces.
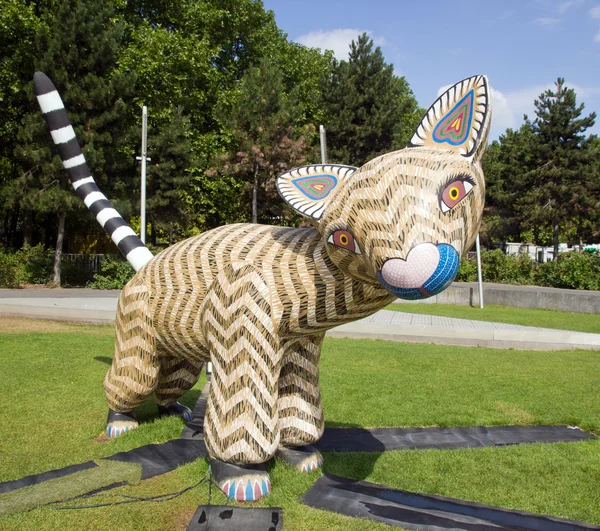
xmin=377 ymin=243 xmax=460 ymax=300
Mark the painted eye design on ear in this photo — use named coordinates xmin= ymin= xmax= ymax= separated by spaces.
xmin=440 ymin=177 xmax=475 ymax=213
xmin=327 ymin=230 xmax=362 ymax=254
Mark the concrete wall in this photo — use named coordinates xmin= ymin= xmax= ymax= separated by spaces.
xmin=401 ymin=282 xmax=600 ymax=314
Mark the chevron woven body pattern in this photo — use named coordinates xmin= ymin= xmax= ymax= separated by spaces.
xmin=35 ymin=72 xmax=491 ymax=494
xmin=107 ymin=225 xmax=394 ymax=462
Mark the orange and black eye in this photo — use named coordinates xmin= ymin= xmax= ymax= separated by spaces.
xmin=327 ymin=229 xmax=361 ymax=254
xmin=440 ymin=177 xmax=474 ymax=213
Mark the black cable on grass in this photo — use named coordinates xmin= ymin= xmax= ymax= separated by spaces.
xmin=49 ymin=468 xmax=227 ymax=511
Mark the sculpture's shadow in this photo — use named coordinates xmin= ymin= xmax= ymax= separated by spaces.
xmin=134 ymin=388 xmax=204 ymax=424
xmin=316 ymin=422 xmax=386 ymax=482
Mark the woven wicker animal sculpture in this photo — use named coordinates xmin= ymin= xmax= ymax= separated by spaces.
xmin=34 ymin=72 xmax=491 ymax=501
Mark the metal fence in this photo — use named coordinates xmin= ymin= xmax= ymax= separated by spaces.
xmin=62 ymin=253 xmax=106 ymax=272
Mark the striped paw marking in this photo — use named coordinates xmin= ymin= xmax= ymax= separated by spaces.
xmin=210 ymin=459 xmax=271 ymax=502
xmin=106 ymin=420 xmax=138 ymax=438
xmin=276 ymin=445 xmax=324 ymax=473
xmin=220 ymin=478 xmax=271 ymax=501
xmin=300 ymin=458 xmax=323 ymax=473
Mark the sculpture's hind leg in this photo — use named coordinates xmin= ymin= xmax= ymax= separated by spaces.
xmin=104 ymin=277 xmax=159 ymax=437
xmin=154 ymin=353 xmax=204 ymax=421
xmin=276 ymin=335 xmax=325 ymax=472
xmin=201 ymin=263 xmax=283 ymax=500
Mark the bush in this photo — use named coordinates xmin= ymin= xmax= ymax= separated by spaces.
xmin=0 ymin=244 xmax=53 ymax=287
xmin=0 ymin=250 xmax=25 ymax=287
xmin=534 ymin=252 xmax=600 ymax=290
xmin=87 ymin=255 xmax=134 ymax=289
xmin=480 ymin=249 xmax=534 ymax=285
xmin=21 ymin=244 xmax=54 ymax=284
xmin=455 ymin=256 xmax=478 ymax=282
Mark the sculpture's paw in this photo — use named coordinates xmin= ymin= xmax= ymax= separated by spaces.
xmin=106 ymin=410 xmax=139 ymax=438
xmin=210 ymin=458 xmax=271 ymax=502
xmin=276 ymin=444 xmax=323 ymax=473
xmin=157 ymin=402 xmax=193 ymax=422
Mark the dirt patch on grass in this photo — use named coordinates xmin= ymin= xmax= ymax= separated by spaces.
xmin=0 ymin=316 xmax=112 ymax=335
xmin=495 ymin=401 xmax=535 ymax=424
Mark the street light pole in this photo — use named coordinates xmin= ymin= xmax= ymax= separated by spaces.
xmin=475 ymin=233 xmax=484 ymax=309
xmin=140 ymin=106 xmax=148 ymax=244
xmin=319 ymin=125 xmax=327 ymax=164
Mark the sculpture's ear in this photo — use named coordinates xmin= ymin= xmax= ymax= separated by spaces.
xmin=277 ymin=164 xmax=357 ymax=221
xmin=408 ymin=75 xmax=491 ymax=161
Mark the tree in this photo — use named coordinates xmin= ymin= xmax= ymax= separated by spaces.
xmin=482 ymin=125 xmax=537 ymax=244
xmin=209 ymin=59 xmax=314 ymax=224
xmin=520 ymin=79 xmax=597 ymax=256
xmin=482 ymin=79 xmax=599 ymax=254
xmin=15 ymin=0 xmax=136 ymax=285
xmin=145 ymin=107 xmax=195 ymax=245
xmin=0 ymin=0 xmax=41 ymax=248
xmin=320 ymin=33 xmax=420 ymax=167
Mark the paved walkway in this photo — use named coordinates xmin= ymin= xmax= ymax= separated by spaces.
xmin=1 ymin=289 xmax=599 ymax=351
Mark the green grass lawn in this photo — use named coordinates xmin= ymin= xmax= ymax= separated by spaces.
xmin=1 ymin=318 xmax=599 ymax=530
xmin=387 ymin=302 xmax=600 ymax=334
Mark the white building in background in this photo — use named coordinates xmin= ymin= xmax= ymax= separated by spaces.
xmin=490 ymin=242 xmax=600 ymax=262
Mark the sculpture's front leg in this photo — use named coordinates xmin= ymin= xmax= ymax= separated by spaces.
xmin=276 ymin=334 xmax=325 ymax=473
xmin=201 ymin=263 xmax=283 ymax=501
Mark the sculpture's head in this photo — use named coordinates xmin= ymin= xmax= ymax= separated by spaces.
xmin=278 ymin=75 xmax=491 ymax=300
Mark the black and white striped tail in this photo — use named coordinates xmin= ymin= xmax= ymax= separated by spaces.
xmin=33 ymin=72 xmax=153 ymax=271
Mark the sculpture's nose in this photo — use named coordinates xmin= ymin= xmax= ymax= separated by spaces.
xmin=377 ymin=243 xmax=460 ymax=300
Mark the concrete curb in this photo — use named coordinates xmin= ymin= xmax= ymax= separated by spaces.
xmin=2 ymin=289 xmax=600 ymax=351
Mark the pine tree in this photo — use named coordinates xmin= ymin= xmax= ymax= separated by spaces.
xmin=15 ymin=0 xmax=135 ymax=285
xmin=145 ymin=107 xmax=194 ymax=245
xmin=321 ymin=33 xmax=420 ymax=167
xmin=520 ymin=79 xmax=597 ymax=256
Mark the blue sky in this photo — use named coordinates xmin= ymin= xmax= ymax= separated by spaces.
xmin=262 ymin=0 xmax=600 ymax=141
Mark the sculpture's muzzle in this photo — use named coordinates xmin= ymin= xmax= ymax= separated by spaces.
xmin=377 ymin=243 xmax=460 ymax=300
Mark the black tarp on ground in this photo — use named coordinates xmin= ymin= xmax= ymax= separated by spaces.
xmin=1 ymin=425 xmax=593 ymax=495
xmin=0 ymin=462 xmax=98 ymax=495
xmin=314 ymin=425 xmax=593 ymax=452
xmin=301 ymin=473 xmax=600 ymax=531
xmin=107 ymin=439 xmax=207 ymax=480
xmin=0 ymin=439 xmax=207 ymax=496
xmin=186 ymin=505 xmax=283 ymax=531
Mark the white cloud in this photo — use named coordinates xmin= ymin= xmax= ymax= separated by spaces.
xmin=558 ymin=0 xmax=585 ymax=14
xmin=591 ymin=5 xmax=600 ymax=42
xmin=535 ymin=17 xmax=560 ymax=26
xmin=296 ymin=28 xmax=386 ymax=60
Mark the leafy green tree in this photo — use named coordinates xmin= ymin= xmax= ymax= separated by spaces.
xmin=0 ymin=0 xmax=41 ymax=248
xmin=209 ymin=59 xmax=314 ymax=224
xmin=14 ymin=0 xmax=135 ymax=285
xmin=320 ymin=32 xmax=420 ymax=167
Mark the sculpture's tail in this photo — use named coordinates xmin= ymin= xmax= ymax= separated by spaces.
xmin=33 ymin=72 xmax=153 ymax=271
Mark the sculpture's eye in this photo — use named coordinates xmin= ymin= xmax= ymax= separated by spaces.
xmin=327 ymin=230 xmax=361 ymax=254
xmin=440 ymin=177 xmax=474 ymax=213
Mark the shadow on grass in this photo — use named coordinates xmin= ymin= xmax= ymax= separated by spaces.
xmin=320 ymin=421 xmax=385 ymax=482
xmin=94 ymin=356 xmax=113 ymax=365
xmin=113 ymin=388 xmax=204 ymax=425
